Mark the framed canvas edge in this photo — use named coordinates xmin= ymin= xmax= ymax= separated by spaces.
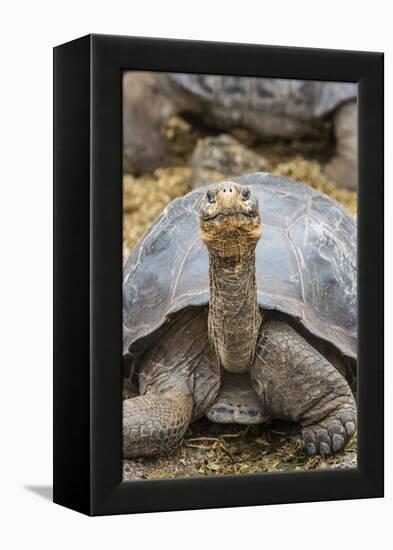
xmin=53 ymin=34 xmax=384 ymax=517
xmin=53 ymin=35 xmax=92 ymax=516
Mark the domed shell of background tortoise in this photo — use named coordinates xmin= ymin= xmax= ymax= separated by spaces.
xmin=165 ymin=74 xmax=356 ymax=120
xmin=123 ymin=173 xmax=356 ymax=360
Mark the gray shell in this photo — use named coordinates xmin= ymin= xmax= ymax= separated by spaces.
xmin=123 ymin=173 xmax=357 ymax=360
xmin=165 ymin=74 xmax=356 ymax=120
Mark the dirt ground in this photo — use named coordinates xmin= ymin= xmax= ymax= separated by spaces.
xmin=122 ymin=115 xmax=357 ymax=479
xmin=123 ymin=419 xmax=357 ymax=480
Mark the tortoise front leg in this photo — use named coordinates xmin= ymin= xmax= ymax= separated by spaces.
xmin=251 ymin=321 xmax=356 ymax=457
xmin=123 ymin=390 xmax=193 ymax=458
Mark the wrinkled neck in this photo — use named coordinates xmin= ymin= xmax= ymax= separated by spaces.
xmin=208 ymin=249 xmax=261 ymax=373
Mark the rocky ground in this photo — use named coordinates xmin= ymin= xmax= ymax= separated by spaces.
xmin=122 ymin=115 xmax=357 ymax=479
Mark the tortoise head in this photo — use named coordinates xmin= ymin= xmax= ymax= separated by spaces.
xmin=199 ymin=182 xmax=262 ymax=258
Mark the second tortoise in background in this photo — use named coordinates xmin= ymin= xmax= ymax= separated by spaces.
xmin=123 ymin=73 xmax=357 ymax=189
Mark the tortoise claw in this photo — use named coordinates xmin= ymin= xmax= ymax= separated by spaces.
xmin=332 ymin=433 xmax=345 ymax=452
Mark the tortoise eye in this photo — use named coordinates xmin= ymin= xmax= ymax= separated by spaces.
xmin=206 ymin=190 xmax=215 ymax=203
xmin=242 ymin=189 xmax=251 ymax=201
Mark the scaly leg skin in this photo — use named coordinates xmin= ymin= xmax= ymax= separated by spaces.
xmin=123 ymin=391 xmax=193 ymax=458
xmin=251 ymin=321 xmax=356 ymax=457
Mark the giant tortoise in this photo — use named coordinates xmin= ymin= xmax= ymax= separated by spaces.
xmin=123 ymin=73 xmax=357 ymax=188
xmin=122 ymin=173 xmax=357 ymax=459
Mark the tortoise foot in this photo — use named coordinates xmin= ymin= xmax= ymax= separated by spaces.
xmin=301 ymin=404 xmax=357 ymax=457
xmin=123 ymin=391 xmax=193 ymax=458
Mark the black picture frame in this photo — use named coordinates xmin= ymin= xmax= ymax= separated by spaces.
xmin=53 ymin=34 xmax=384 ymax=516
